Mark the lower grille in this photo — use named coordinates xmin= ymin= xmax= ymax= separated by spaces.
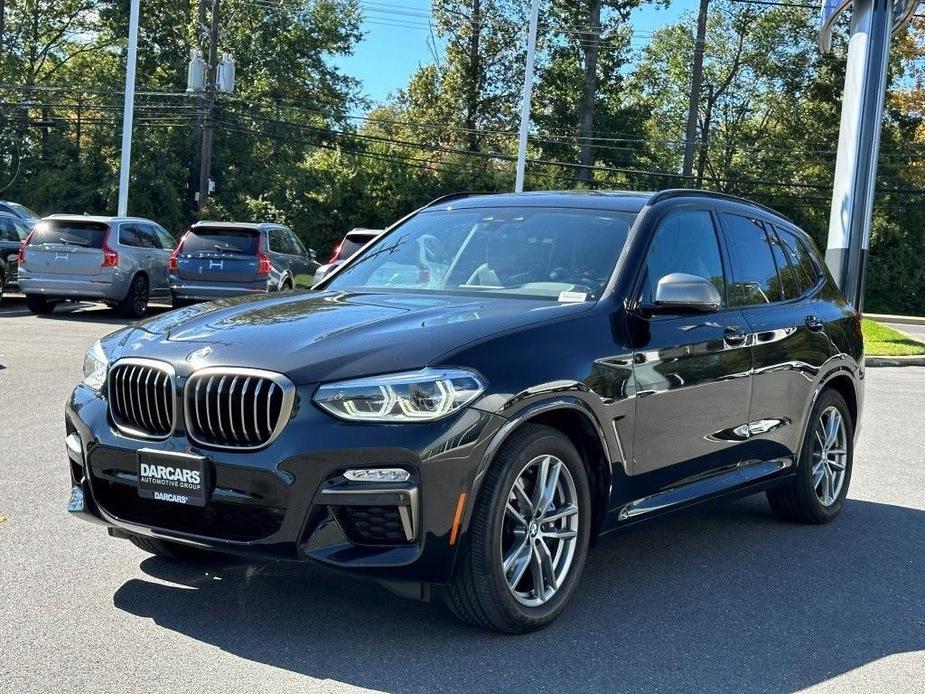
xmin=93 ymin=478 xmax=285 ymax=542
xmin=185 ymin=367 xmax=295 ymax=449
xmin=333 ymin=506 xmax=410 ymax=545
xmin=108 ymin=360 xmax=176 ymax=438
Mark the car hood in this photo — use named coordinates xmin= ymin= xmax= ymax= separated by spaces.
xmin=105 ymin=290 xmax=594 ymax=384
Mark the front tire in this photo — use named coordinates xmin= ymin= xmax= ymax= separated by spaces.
xmin=128 ymin=534 xmax=216 ymax=562
xmin=446 ymin=424 xmax=592 ymax=633
xmin=767 ymin=388 xmax=854 ymax=524
xmin=117 ymin=274 xmax=149 ymax=318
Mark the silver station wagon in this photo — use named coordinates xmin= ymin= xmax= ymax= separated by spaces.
xmin=18 ymin=215 xmax=176 ymax=317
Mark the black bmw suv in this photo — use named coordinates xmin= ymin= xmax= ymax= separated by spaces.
xmin=66 ymin=190 xmax=863 ymax=632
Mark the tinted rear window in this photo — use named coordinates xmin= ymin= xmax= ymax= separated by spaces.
xmin=33 ymin=221 xmax=108 ymax=248
xmin=184 ymin=228 xmax=258 ymax=255
xmin=339 ymin=234 xmax=376 ymax=259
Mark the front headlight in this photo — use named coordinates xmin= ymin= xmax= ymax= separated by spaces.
xmin=313 ymin=368 xmax=485 ymax=422
xmin=82 ymin=340 xmax=109 ymax=391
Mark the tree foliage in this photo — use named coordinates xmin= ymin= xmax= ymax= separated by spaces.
xmin=0 ymin=2 xmax=923 ymax=311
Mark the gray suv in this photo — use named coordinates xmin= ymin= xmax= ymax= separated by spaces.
xmin=19 ymin=215 xmax=176 ymax=317
xmin=0 ymin=213 xmax=31 ymax=301
xmin=168 ymin=221 xmax=319 ymax=307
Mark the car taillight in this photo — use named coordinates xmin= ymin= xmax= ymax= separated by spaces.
xmin=328 ymin=241 xmax=342 ymax=264
xmin=17 ymin=229 xmax=35 ymax=264
xmin=101 ymin=227 xmax=118 ymax=268
xmin=257 ymin=235 xmax=272 ymax=275
xmin=168 ymin=235 xmax=185 ymax=272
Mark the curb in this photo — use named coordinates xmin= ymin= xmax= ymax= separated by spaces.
xmin=866 ymin=355 xmax=925 ymax=367
xmin=865 ymin=313 xmax=925 ymax=326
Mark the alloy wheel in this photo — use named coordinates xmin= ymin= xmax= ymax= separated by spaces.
xmin=812 ymin=406 xmax=848 ymax=507
xmin=500 ymin=454 xmax=579 ymax=607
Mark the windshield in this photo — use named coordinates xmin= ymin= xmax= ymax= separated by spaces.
xmin=326 ymin=207 xmax=636 ymax=300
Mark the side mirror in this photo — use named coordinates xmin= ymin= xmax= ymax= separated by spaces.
xmin=651 ymin=273 xmax=721 ymax=313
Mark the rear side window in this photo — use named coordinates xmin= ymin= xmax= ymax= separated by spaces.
xmin=120 ymin=224 xmax=158 ymax=249
xmin=640 ymin=209 xmax=726 ymax=305
xmin=269 ymin=228 xmax=297 ymax=254
xmin=0 ymin=218 xmax=18 ymax=242
xmin=721 ymin=213 xmax=782 ymax=306
xmin=33 ymin=221 xmax=107 ymax=248
xmin=184 ymin=227 xmax=258 ymax=255
xmin=767 ymin=229 xmax=800 ymax=300
xmin=777 ymin=228 xmax=820 ymax=294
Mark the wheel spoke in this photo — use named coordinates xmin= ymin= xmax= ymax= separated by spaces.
xmin=505 ymin=501 xmax=528 ymax=528
xmin=812 ymin=461 xmax=825 ymax=489
xmin=534 ymin=538 xmax=558 ymax=592
xmin=503 ymin=536 xmax=531 ymax=587
xmin=827 ymin=456 xmax=847 ymax=471
xmin=536 ymin=458 xmax=562 ymax=514
xmin=531 ymin=455 xmax=551 ymax=511
xmin=824 ymin=410 xmax=841 ymax=449
xmin=814 ymin=427 xmax=826 ymax=452
xmin=542 ymin=527 xmax=577 ymax=540
xmin=529 ymin=545 xmax=545 ymax=600
xmin=541 ymin=503 xmax=578 ymax=524
xmin=511 ymin=479 xmax=534 ymax=517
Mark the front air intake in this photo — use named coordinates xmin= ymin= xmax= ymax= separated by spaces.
xmin=108 ymin=359 xmax=177 ymax=439
xmin=184 ymin=367 xmax=296 ymax=450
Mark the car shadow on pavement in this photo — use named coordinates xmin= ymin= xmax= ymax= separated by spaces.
xmin=112 ymin=496 xmax=925 ymax=693
xmin=0 ymin=295 xmax=172 ymax=323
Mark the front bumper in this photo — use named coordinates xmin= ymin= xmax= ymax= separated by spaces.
xmin=65 ymin=383 xmax=503 ymax=584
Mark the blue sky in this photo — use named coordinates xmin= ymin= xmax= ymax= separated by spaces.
xmin=337 ymin=0 xmax=697 ymax=105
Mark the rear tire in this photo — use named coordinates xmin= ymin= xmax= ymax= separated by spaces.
xmin=446 ymin=424 xmax=592 ymax=633
xmin=117 ymin=274 xmax=149 ymax=318
xmin=128 ymin=534 xmax=216 ymax=562
xmin=25 ymin=294 xmax=55 ymax=314
xmin=767 ymin=388 xmax=854 ymax=524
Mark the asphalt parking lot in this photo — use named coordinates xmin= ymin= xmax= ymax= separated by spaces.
xmin=1 ymin=296 xmax=923 ymax=693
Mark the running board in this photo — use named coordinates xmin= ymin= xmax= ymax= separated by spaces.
xmin=617 ymin=458 xmax=793 ymax=521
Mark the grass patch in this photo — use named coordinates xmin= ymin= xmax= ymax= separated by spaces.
xmin=862 ymin=319 xmax=925 ymax=357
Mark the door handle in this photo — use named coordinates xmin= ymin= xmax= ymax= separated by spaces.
xmin=723 ymin=326 xmax=747 ymax=346
xmin=804 ymin=315 xmax=824 ymax=332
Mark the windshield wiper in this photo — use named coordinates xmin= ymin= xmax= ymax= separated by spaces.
xmin=58 ymin=236 xmax=90 ymax=247
xmin=213 ymin=243 xmax=246 ymax=254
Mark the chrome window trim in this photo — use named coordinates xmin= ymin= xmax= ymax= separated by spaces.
xmin=183 ymin=366 xmax=297 ymax=451
xmin=108 ymin=357 xmax=179 ymax=440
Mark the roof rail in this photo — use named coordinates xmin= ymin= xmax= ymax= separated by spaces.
xmin=424 ymin=191 xmax=487 ymax=208
xmin=647 ymin=188 xmax=792 ymax=224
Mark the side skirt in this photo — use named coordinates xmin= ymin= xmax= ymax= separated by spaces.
xmin=609 ymin=457 xmax=793 ymax=526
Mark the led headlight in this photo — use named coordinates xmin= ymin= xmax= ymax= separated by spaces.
xmin=82 ymin=339 xmax=109 ymax=391
xmin=314 ymin=368 xmax=485 ymax=423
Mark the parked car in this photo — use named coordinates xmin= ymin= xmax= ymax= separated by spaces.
xmin=18 ymin=215 xmax=175 ymax=317
xmin=66 ymin=190 xmax=863 ymax=633
xmin=0 ymin=212 xmax=32 ymax=301
xmin=168 ymin=221 xmax=319 ymax=307
xmin=0 ymin=200 xmax=40 ymax=228
xmin=313 ymin=227 xmax=381 ymax=283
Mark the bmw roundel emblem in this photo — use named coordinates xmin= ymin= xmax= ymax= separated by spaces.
xmin=187 ymin=346 xmax=213 ymax=362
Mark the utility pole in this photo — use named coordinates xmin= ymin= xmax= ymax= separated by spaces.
xmin=117 ymin=0 xmax=140 ymax=217
xmin=514 ymin=0 xmax=540 ymax=193
xmin=197 ymin=0 xmax=219 ymax=208
xmin=682 ymin=0 xmax=709 ymax=183
xmin=824 ymin=0 xmax=894 ymax=312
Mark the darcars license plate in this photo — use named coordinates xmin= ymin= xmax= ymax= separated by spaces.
xmin=137 ymin=449 xmax=209 ymax=507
